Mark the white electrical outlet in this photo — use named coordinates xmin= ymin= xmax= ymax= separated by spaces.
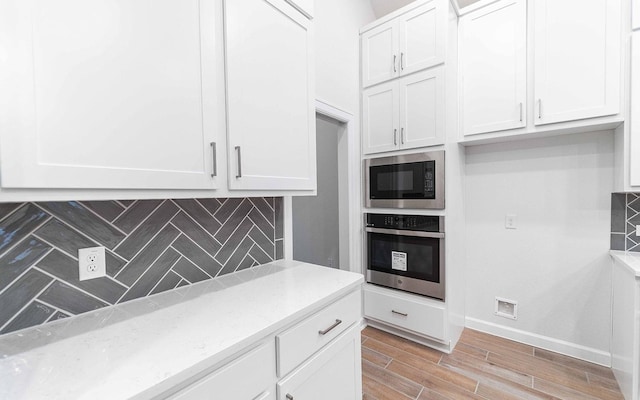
xmin=78 ymin=246 xmax=106 ymax=281
xmin=636 ymin=225 xmax=640 ymax=237
xmin=505 ymin=214 xmax=517 ymax=229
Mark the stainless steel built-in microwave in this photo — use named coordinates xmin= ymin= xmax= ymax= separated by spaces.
xmin=365 ymin=151 xmax=445 ymax=209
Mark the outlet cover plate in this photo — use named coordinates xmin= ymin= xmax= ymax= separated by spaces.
xmin=78 ymin=246 xmax=106 ymax=281
xmin=495 ymin=296 xmax=518 ymax=320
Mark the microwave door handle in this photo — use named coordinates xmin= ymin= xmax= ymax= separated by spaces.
xmin=365 ymin=227 xmax=445 ymax=239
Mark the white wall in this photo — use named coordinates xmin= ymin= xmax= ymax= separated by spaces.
xmin=314 ymin=0 xmax=375 ymax=114
xmin=464 ymin=131 xmax=614 ymax=366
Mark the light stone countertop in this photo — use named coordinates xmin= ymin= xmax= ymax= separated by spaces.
xmin=0 ymin=260 xmax=364 ymax=400
xmin=610 ymin=250 xmax=640 ymax=277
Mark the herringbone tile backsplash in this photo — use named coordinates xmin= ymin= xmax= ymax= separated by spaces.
xmin=0 ymin=197 xmax=284 ymax=335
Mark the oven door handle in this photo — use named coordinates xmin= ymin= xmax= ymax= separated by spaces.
xmin=365 ymin=227 xmax=445 ymax=238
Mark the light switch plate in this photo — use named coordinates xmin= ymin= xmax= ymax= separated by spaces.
xmin=78 ymin=246 xmax=106 ymax=281
xmin=505 ymin=214 xmax=517 ymax=229
xmin=636 ymin=225 xmax=640 ymax=237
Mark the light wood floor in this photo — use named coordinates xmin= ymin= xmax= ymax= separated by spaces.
xmin=361 ymin=326 xmax=624 ymax=400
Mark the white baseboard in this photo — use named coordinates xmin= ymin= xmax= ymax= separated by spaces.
xmin=465 ymin=317 xmax=612 ymax=367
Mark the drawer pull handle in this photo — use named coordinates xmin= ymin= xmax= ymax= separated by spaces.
xmin=286 ymin=394 xmax=294 ymax=400
xmin=392 ymin=310 xmax=408 ymax=317
xmin=318 ymin=319 xmax=342 ymax=335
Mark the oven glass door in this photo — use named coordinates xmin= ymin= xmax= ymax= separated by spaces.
xmin=369 ymin=161 xmax=435 ymax=200
xmin=367 ymin=231 xmax=440 ymax=283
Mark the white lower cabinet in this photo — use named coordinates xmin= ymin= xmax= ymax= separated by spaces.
xmin=277 ymin=325 xmax=362 ymax=400
xmin=169 ymin=342 xmax=276 ymax=400
xmin=364 ymin=284 xmax=446 ymax=341
xmin=611 ymin=257 xmax=640 ymax=400
xmin=164 ymin=288 xmax=362 ymax=400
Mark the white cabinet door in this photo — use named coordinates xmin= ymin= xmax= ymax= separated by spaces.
xmin=533 ymin=0 xmax=620 ymax=125
xmin=361 ymin=21 xmax=400 ymax=88
xmin=225 ymin=0 xmax=316 ymax=191
xmin=460 ymin=0 xmax=526 ymax=136
xmin=362 ymin=81 xmax=400 ymax=155
xmin=170 ymin=342 xmax=276 ymax=400
xmin=277 ymin=325 xmax=362 ymax=400
xmin=0 ymin=0 xmax=220 ymax=189
xmin=397 ymin=0 xmax=446 ymax=77
xmin=634 ymin=0 xmax=640 ymax=31
xmin=631 ymin=34 xmax=640 ymax=186
xmin=399 ymin=67 xmax=445 ymax=149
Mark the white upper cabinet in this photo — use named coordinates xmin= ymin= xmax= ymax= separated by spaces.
xmin=361 ymin=0 xmax=446 ymax=89
xmin=460 ymin=0 xmax=526 ymax=136
xmin=224 ymin=0 xmax=316 ymax=191
xmin=633 ymin=0 xmax=640 ymax=31
xmin=533 ymin=0 xmax=621 ymax=125
xmin=362 ymin=81 xmax=400 ymax=154
xmin=630 ymin=34 xmax=640 ymax=186
xmin=0 ymin=0 xmax=220 ymax=190
xmin=363 ymin=67 xmax=444 ymax=154
xmin=397 ymin=1 xmax=446 ymax=77
xmin=361 ymin=22 xmax=400 ymax=88
xmin=399 ymin=68 xmax=445 ymax=149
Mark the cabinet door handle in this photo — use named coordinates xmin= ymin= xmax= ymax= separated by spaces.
xmin=400 ymin=127 xmax=404 ymax=144
xmin=235 ymin=146 xmax=242 ymax=178
xmin=392 ymin=310 xmax=408 ymax=317
xmin=286 ymin=395 xmax=294 ymax=400
xmin=393 ymin=129 xmax=398 ymax=145
xmin=538 ymin=99 xmax=542 ymax=119
xmin=210 ymin=142 xmax=217 ymax=177
xmin=400 ymin=52 xmax=404 ymax=71
xmin=393 ymin=55 xmax=397 ymax=73
xmin=318 ymin=319 xmax=342 ymax=335
xmin=519 ymin=103 xmax=523 ymax=122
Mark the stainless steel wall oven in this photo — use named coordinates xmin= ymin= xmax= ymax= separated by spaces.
xmin=365 ymin=213 xmax=445 ymax=300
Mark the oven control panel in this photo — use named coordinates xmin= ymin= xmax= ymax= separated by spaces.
xmin=366 ymin=213 xmax=441 ymax=232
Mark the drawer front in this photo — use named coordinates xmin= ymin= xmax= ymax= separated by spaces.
xmin=364 ymin=287 xmax=445 ymax=340
xmin=277 ymin=290 xmax=361 ymax=377
xmin=170 ymin=342 xmax=276 ymax=400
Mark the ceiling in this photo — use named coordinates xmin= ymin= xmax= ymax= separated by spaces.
xmin=369 ymin=0 xmax=483 ymax=18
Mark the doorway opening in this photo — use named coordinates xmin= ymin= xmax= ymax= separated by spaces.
xmin=292 ymin=113 xmax=350 ymax=269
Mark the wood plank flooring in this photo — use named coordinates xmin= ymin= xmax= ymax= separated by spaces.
xmin=361 ymin=327 xmax=624 ymax=400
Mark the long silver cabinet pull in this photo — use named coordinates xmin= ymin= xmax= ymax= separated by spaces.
xmin=235 ymin=146 xmax=242 ymax=178
xmin=392 ymin=310 xmax=408 ymax=317
xmin=318 ymin=319 xmax=342 ymax=335
xmin=393 ymin=129 xmax=397 ymax=145
xmin=519 ymin=103 xmax=523 ymax=122
xmin=401 ymin=128 xmax=404 ymax=144
xmin=393 ymin=55 xmax=397 ymax=72
xmin=210 ymin=142 xmax=217 ymax=177
xmin=538 ymin=99 xmax=542 ymax=119
xmin=401 ymin=52 xmax=404 ymax=71
xmin=286 ymin=394 xmax=294 ymax=400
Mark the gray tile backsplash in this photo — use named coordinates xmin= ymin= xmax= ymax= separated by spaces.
xmin=0 ymin=197 xmax=284 ymax=335
xmin=611 ymin=193 xmax=640 ymax=251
